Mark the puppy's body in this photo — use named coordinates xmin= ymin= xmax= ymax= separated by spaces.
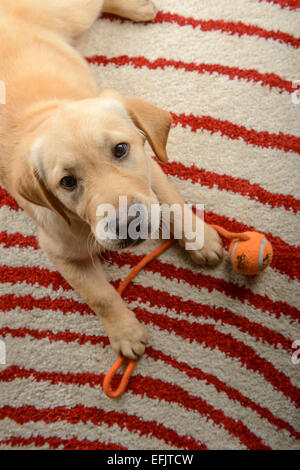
xmin=0 ymin=0 xmax=223 ymax=359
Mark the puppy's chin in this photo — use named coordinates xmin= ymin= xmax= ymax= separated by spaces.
xmin=98 ymin=237 xmax=146 ymax=252
xmin=117 ymin=238 xmax=146 ymax=250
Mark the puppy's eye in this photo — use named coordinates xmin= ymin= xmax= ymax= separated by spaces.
xmin=113 ymin=143 xmax=129 ymax=159
xmin=60 ymin=175 xmax=77 ymax=190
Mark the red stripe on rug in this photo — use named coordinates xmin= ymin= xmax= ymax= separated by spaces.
xmin=0 ymin=287 xmax=294 ymax=354
xmin=0 ymin=404 xmax=206 ymax=450
xmin=0 ymin=231 xmax=39 ymax=249
xmin=0 ymin=435 xmax=126 ymax=450
xmin=104 ymin=251 xmax=300 ymax=320
xmin=0 ymin=294 xmax=91 ymax=316
xmin=171 ymin=112 xmax=300 ymax=154
xmin=260 ymin=0 xmax=300 ymax=10
xmin=159 ymin=161 xmax=300 ymax=213
xmin=119 ymin=282 xmax=294 ymax=352
xmin=101 ymin=12 xmax=300 ymax=48
xmin=154 ymin=11 xmax=300 ymax=48
xmin=0 ymin=382 xmax=269 ymax=449
xmin=1 ymin=320 xmax=298 ymax=406
xmin=0 ymin=187 xmax=19 ymax=210
xmin=0 ymin=326 xmax=108 ymax=346
xmin=2 ymin=364 xmax=298 ymax=441
xmin=0 ymin=265 xmax=70 ymax=290
xmin=86 ymin=55 xmax=294 ymax=93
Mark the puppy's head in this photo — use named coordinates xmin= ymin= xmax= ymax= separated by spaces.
xmin=15 ymin=90 xmax=172 ymax=251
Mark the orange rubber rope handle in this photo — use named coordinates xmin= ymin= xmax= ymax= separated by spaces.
xmin=117 ymin=239 xmax=176 ymax=296
xmin=211 ymin=225 xmax=250 ymax=242
xmin=103 ymin=239 xmax=176 ymax=398
xmin=103 ymin=357 xmax=137 ymax=398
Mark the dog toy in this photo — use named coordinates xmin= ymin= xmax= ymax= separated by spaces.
xmin=103 ymin=239 xmax=175 ymax=398
xmin=211 ymin=225 xmax=273 ymax=276
xmin=103 ymin=225 xmax=273 ymax=398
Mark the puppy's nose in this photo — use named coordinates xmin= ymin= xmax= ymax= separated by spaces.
xmin=115 ymin=214 xmax=142 ymax=240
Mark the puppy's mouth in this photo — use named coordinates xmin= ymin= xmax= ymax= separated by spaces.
xmin=98 ymin=230 xmax=149 ymax=252
xmin=115 ymin=237 xmax=146 ymax=250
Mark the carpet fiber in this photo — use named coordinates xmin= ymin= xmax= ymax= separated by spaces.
xmin=0 ymin=0 xmax=299 ymax=450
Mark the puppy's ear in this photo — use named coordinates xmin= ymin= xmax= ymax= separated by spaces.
xmin=100 ymin=89 xmax=172 ymax=162
xmin=15 ymin=161 xmax=70 ymax=226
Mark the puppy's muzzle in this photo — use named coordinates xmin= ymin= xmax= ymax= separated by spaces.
xmin=109 ymin=204 xmax=151 ymax=248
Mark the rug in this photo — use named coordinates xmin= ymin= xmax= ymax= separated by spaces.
xmin=0 ymin=0 xmax=299 ymax=450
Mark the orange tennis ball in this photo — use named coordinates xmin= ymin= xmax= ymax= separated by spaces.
xmin=228 ymin=231 xmax=273 ymax=276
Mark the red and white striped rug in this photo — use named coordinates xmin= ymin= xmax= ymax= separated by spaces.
xmin=0 ymin=0 xmax=299 ymax=450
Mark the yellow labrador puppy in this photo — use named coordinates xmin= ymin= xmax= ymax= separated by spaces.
xmin=0 ymin=0 xmax=223 ymax=359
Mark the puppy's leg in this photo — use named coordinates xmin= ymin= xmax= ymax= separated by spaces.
xmin=150 ymin=158 xmax=223 ymax=266
xmin=103 ymin=0 xmax=157 ymax=22
xmin=38 ymin=228 xmax=147 ymax=360
xmin=5 ymin=0 xmax=104 ymax=40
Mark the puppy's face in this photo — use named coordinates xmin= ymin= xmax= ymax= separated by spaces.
xmin=17 ymin=91 xmax=172 ymax=251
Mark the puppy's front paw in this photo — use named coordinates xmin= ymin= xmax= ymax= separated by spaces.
xmin=188 ymin=224 xmax=223 ymax=267
xmin=126 ymin=0 xmax=157 ymax=22
xmin=106 ymin=310 xmax=148 ymax=360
